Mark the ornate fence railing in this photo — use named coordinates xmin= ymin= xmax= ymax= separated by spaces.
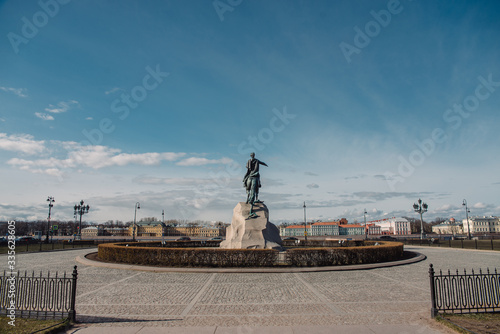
xmin=429 ymin=264 xmax=500 ymax=317
xmin=0 ymin=266 xmax=77 ymax=321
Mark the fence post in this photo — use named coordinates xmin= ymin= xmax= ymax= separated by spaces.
xmin=491 ymin=238 xmax=494 ymax=250
xmin=429 ymin=264 xmax=438 ymax=318
xmin=69 ymin=265 xmax=78 ymax=322
xmin=475 ymin=239 xmax=478 ymax=249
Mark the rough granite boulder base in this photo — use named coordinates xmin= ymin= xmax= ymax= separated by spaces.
xmin=220 ymin=202 xmax=283 ymax=250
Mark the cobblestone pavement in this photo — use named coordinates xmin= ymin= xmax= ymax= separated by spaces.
xmin=2 ymin=246 xmax=498 ymax=333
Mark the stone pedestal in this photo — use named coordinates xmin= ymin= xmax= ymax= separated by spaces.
xmin=220 ymin=202 xmax=283 ymax=250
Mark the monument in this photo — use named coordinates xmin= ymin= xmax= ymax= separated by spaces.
xmin=220 ymin=153 xmax=283 ymax=250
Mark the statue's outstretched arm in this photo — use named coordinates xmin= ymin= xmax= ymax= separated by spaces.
xmin=260 ymin=161 xmax=268 ymax=167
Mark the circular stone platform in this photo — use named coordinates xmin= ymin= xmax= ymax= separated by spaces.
xmin=76 ymin=250 xmax=426 ymax=273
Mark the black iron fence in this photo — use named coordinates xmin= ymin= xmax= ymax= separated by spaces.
xmin=429 ymin=264 xmax=500 ymax=317
xmin=404 ymin=237 xmax=500 ymax=250
xmin=0 ymin=266 xmax=78 ymax=321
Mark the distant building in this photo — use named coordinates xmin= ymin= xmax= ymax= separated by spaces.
xmin=281 ymin=219 xmax=375 ymax=237
xmin=103 ymin=227 xmax=129 ymax=236
xmin=280 ymin=224 xmax=310 ymax=237
xmin=462 ymin=216 xmax=500 ymax=235
xmin=432 ymin=218 xmax=463 ymax=235
xmin=366 ymin=224 xmax=381 ymax=235
xmin=129 ymin=221 xmax=166 ymax=237
xmin=126 ymin=221 xmax=223 ymax=238
xmin=311 ymin=222 xmax=340 ymax=236
xmin=165 ymin=226 xmax=222 ymax=237
xmin=81 ymin=226 xmax=104 ymax=237
xmin=339 ymin=224 xmax=364 ymax=235
xmin=368 ymin=217 xmax=411 ymax=235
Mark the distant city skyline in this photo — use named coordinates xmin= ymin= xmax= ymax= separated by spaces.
xmin=1 ymin=1 xmax=499 ymax=225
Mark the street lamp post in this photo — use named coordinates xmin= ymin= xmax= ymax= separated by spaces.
xmin=162 ymin=209 xmax=165 ymax=242
xmin=46 ymin=197 xmax=55 ymax=243
xmin=133 ymin=202 xmax=140 ymax=242
xmin=463 ymin=199 xmax=471 ymax=240
xmin=303 ymin=202 xmax=307 ymax=242
xmin=74 ymin=200 xmax=90 ymax=240
xmin=73 ymin=213 xmax=77 ymax=240
xmin=364 ymin=209 xmax=367 ymax=240
xmin=413 ymin=199 xmax=428 ymax=240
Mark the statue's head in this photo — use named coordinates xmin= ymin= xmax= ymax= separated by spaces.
xmin=250 ymin=152 xmax=255 ymax=159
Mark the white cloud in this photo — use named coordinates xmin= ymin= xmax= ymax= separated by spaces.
xmin=35 ymin=112 xmax=55 ymax=121
xmin=86 ymin=117 xmax=93 ymax=120
xmin=0 ymin=133 xmax=45 ymax=154
xmin=8 ymin=157 xmax=74 ymax=169
xmin=473 ymin=202 xmax=486 ymax=209
xmin=435 ymin=204 xmax=453 ymax=212
xmin=134 ymin=176 xmax=212 ymax=186
xmin=45 ymin=100 xmax=80 ymax=113
xmin=4 ymin=136 xmax=188 ymax=176
xmin=72 ymin=149 xmax=185 ymax=169
xmin=105 ymin=87 xmax=122 ymax=95
xmin=2 ymin=133 xmax=234 ymax=179
xmin=176 ymin=157 xmax=233 ymax=166
xmin=307 ymin=183 xmax=319 ymax=189
xmin=0 ymin=86 xmax=28 ymax=98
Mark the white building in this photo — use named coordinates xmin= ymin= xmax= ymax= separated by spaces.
xmin=311 ymin=222 xmax=340 ymax=236
xmin=432 ymin=218 xmax=463 ymax=235
xmin=368 ymin=217 xmax=411 ymax=235
xmin=81 ymin=226 xmax=103 ymax=237
xmin=367 ymin=224 xmax=382 ymax=235
xmin=280 ymin=219 xmax=385 ymax=237
xmin=462 ymin=216 xmax=500 ymax=235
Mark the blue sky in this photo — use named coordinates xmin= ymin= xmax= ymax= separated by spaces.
xmin=1 ymin=0 xmax=499 ymax=225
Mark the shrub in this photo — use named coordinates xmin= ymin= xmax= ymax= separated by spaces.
xmin=285 ymin=242 xmax=404 ymax=267
xmin=97 ymin=241 xmax=404 ymax=268
xmin=131 ymin=240 xmax=221 ymax=248
xmin=98 ymin=242 xmax=278 ymax=267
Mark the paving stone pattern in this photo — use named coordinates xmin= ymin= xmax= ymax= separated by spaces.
xmin=2 ymin=246 xmax=498 ymax=330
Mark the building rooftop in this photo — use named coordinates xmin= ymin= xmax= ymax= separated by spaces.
xmin=135 ymin=221 xmax=165 ymax=227
xmin=312 ymin=222 xmax=339 ymax=226
xmin=285 ymin=225 xmax=307 ymax=229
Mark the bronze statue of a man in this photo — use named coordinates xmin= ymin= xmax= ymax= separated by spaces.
xmin=243 ymin=152 xmax=268 ymax=206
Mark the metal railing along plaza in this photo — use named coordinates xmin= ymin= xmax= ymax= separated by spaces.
xmin=0 ymin=266 xmax=78 ymax=321
xmin=429 ymin=264 xmax=500 ymax=317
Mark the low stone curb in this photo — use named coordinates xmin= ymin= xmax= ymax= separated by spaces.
xmin=76 ymin=250 xmax=426 ymax=273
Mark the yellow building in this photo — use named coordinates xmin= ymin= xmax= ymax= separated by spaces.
xmin=129 ymin=221 xmax=165 ymax=237
xmin=81 ymin=226 xmax=103 ymax=237
xmin=129 ymin=221 xmax=223 ymax=238
xmin=164 ymin=226 xmax=222 ymax=237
